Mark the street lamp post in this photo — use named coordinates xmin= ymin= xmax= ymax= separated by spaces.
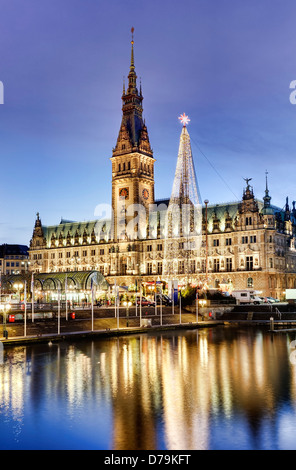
xmin=123 ymin=301 xmax=132 ymax=327
xmin=24 ymin=280 xmax=27 ymax=337
xmin=13 ymin=282 xmax=23 ymax=302
xmin=199 ymin=299 xmax=207 ymax=321
xmin=137 ymin=264 xmax=143 ymax=327
xmin=1 ymin=303 xmax=11 ymax=339
xmin=179 ymin=288 xmax=182 ymax=324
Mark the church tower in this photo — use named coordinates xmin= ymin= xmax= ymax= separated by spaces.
xmin=111 ymin=29 xmax=155 ymax=240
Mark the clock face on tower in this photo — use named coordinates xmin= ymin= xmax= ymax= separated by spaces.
xmin=119 ymin=187 xmax=129 ymax=199
xmin=142 ymin=188 xmax=149 ymax=200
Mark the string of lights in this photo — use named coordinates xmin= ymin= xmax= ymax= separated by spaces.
xmin=163 ymin=115 xmax=202 ymax=283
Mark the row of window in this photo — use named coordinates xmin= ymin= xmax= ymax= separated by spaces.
xmin=213 ymin=236 xmax=257 ymax=246
xmin=147 ymin=240 xmax=238 ymax=250
xmin=212 ymin=278 xmax=254 ymax=288
xmin=118 ymin=161 xmax=131 ymax=171
xmin=145 ymin=258 xmax=255 ymax=274
xmin=241 ymin=235 xmax=257 ymax=244
xmin=117 ymin=161 xmax=153 ymax=173
xmin=4 ymin=261 xmax=21 ymax=267
xmin=47 ymin=248 xmax=105 ymax=260
xmin=0 ymin=255 xmax=26 ymax=260
xmin=147 ymin=244 xmax=162 ymax=252
xmin=45 ymin=245 xmax=167 ymax=257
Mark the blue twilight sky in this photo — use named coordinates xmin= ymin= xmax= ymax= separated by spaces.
xmin=0 ymin=0 xmax=296 ymax=245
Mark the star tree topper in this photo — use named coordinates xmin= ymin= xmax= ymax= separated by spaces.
xmin=178 ymin=113 xmax=190 ymax=126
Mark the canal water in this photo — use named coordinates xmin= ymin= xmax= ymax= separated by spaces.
xmin=1 ymin=325 xmax=296 ymax=450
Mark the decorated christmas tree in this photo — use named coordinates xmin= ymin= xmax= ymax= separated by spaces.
xmin=163 ymin=114 xmax=202 ymax=283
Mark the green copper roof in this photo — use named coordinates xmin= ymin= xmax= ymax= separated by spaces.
xmin=42 ymin=219 xmax=112 ymax=246
xmin=1 ymin=270 xmax=109 ymax=291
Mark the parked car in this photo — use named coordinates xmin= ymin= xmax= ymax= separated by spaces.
xmin=264 ymin=297 xmax=279 ymax=303
xmin=136 ymin=297 xmax=155 ymax=307
xmin=156 ymin=294 xmax=172 ymax=306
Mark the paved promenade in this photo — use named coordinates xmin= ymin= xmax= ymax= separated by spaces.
xmin=0 ymin=307 xmax=221 ymax=346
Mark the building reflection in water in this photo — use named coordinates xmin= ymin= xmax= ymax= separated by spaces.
xmin=0 ymin=327 xmax=296 ymax=450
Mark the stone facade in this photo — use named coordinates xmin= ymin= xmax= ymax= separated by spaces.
xmin=0 ymin=244 xmax=29 ymax=276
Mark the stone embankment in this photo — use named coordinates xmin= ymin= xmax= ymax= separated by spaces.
xmin=0 ymin=307 xmax=222 ymax=346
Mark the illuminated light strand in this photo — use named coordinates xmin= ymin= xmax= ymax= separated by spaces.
xmin=163 ymin=119 xmax=202 ymax=281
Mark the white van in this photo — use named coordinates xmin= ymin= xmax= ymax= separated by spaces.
xmin=231 ymin=290 xmax=262 ymax=305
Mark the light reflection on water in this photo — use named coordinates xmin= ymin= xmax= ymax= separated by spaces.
xmin=1 ymin=326 xmax=296 ymax=450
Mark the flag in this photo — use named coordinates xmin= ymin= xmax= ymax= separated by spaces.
xmin=91 ymin=278 xmax=94 ymax=303
xmin=31 ymin=272 xmax=34 ymax=293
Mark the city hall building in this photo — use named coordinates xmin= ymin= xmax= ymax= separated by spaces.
xmin=29 ymin=35 xmax=296 ymax=300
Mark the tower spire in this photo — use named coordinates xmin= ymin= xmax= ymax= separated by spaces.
xmin=263 ymin=170 xmax=271 ymax=208
xmin=127 ymin=27 xmax=137 ymax=95
xmin=113 ymin=28 xmax=151 ymax=153
xmin=130 ymin=27 xmax=135 ymax=70
xmin=111 ymin=30 xmax=155 ymax=241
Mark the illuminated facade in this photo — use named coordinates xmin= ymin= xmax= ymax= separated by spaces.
xmin=0 ymin=244 xmax=29 ymax=276
xmin=29 ymin=35 xmax=296 ymax=299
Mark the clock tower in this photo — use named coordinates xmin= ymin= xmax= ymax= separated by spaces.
xmin=111 ymin=29 xmax=155 ymax=240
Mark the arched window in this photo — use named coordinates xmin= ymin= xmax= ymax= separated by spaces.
xmin=247 ymin=277 xmax=253 ymax=288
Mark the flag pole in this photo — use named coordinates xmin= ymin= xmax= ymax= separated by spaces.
xmin=58 ymin=285 xmax=60 ymax=335
xmin=117 ymin=284 xmax=119 ymax=329
xmin=135 ymin=280 xmax=138 ymax=317
xmin=180 ymin=290 xmax=182 ymax=324
xmin=31 ymin=272 xmax=34 ymax=323
xmin=91 ymin=279 xmax=94 ymax=331
xmin=140 ymin=281 xmax=142 ymax=327
xmin=154 ymin=280 xmax=157 ymax=316
xmin=114 ymin=280 xmax=117 ymax=318
xmin=65 ymin=274 xmax=68 ymax=321
xmin=24 ymin=280 xmax=27 ymax=337
xmin=160 ymin=292 xmax=162 ymax=326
